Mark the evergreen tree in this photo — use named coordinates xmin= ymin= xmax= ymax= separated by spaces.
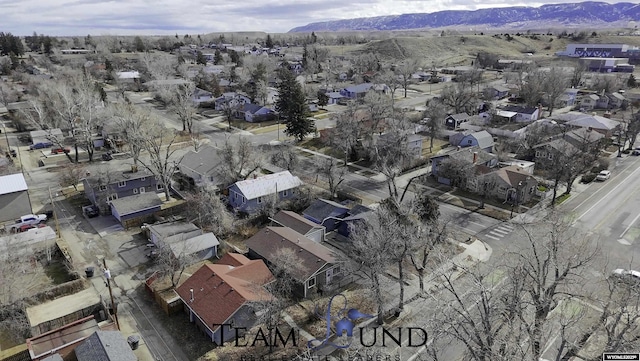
xmin=0 ymin=32 xmax=24 ymax=56
xmin=214 ymin=49 xmax=223 ymax=64
xmin=266 ymin=34 xmax=274 ymax=48
xmin=42 ymin=36 xmax=52 ymax=55
xmin=302 ymin=43 xmax=308 ymax=68
xmin=228 ymin=50 xmax=241 ymax=65
xmin=628 ymin=74 xmax=637 ymax=88
xmin=276 ymin=68 xmax=314 ymax=141
xmin=317 ymin=91 xmax=329 ymax=109
xmin=196 ymin=50 xmax=207 ymax=65
xmin=133 ymin=36 xmax=145 ymax=52
xmin=311 ymin=32 xmax=317 ymax=43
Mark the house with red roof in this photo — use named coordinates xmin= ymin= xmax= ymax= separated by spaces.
xmin=175 ymin=253 xmax=274 ymax=344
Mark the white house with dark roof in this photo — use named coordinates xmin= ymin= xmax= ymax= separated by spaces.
xmin=0 ymin=173 xmax=32 ymax=223
xmin=227 ymin=171 xmax=303 ymax=213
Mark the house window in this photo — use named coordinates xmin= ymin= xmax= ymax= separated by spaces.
xmin=140 ymin=177 xmax=146 ymax=181
xmin=241 ymin=196 xmax=245 ymax=204
xmin=98 ymin=185 xmax=107 ymax=191
xmin=282 ymin=190 xmax=288 ymax=197
xmin=156 ymin=183 xmax=164 ymax=191
xmin=140 ymin=187 xmax=146 ymax=194
xmin=548 ymin=153 xmax=553 ymax=160
xmin=234 ymin=192 xmax=238 ymax=200
xmin=308 ymin=277 xmax=316 ymax=288
xmin=467 ymin=140 xmax=472 ymax=145
xmin=333 ymin=266 xmax=341 ymax=274
xmin=118 ymin=181 xmax=126 ymax=188
xmin=535 ymin=150 xmax=542 ymax=158
xmin=257 ymin=196 xmax=262 ymax=204
xmin=133 ymin=188 xmax=139 ymax=194
xmin=106 ymin=194 xmax=118 ymax=202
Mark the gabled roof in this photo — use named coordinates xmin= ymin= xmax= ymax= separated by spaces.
xmin=179 ymin=145 xmax=221 ymax=178
xmin=231 ymin=171 xmax=303 ymax=200
xmin=110 ymin=192 xmax=162 ymax=216
xmin=608 ymin=92 xmax=625 ymax=100
xmin=303 ymin=199 xmax=350 ymax=222
xmin=148 ymin=221 xmax=200 ymax=241
xmin=245 ymin=227 xmax=335 ymax=281
xmin=448 ymin=113 xmax=471 ymax=121
xmin=491 ymin=85 xmax=510 ymax=92
xmin=490 ymin=165 xmax=536 ymax=188
xmin=564 ymin=128 xmax=605 ymax=145
xmin=74 ymin=331 xmax=136 ymax=361
xmin=84 ymin=169 xmax=154 ymax=186
xmin=326 ymin=92 xmax=344 ymax=99
xmin=344 ymin=83 xmax=374 ymax=93
xmin=243 ymin=103 xmax=265 ymax=113
xmin=272 ymin=210 xmax=322 ymax=235
xmin=341 ymin=204 xmax=374 ymax=222
xmin=533 ymin=137 xmax=579 ymax=153
xmin=0 ymin=173 xmax=28 ymax=195
xmin=468 ymin=130 xmax=494 ymax=149
xmin=447 ymin=146 xmax=497 ymax=164
xmin=169 ymin=232 xmax=220 ymax=258
xmin=557 ymin=112 xmax=620 ymax=130
xmin=175 ymin=256 xmax=273 ymax=333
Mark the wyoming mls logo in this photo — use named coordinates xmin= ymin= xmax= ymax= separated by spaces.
xmin=308 ymin=293 xmax=374 ymax=350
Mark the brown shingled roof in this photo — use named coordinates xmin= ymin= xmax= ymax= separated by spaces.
xmin=175 ymin=257 xmax=273 ymax=333
xmin=245 ymin=227 xmax=335 ymax=281
xmin=272 ymin=210 xmax=322 ymax=235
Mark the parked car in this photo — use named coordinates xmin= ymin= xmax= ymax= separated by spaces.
xmin=596 ymin=170 xmax=611 ymax=181
xmin=101 ymin=152 xmax=113 ymax=161
xmin=17 ymin=223 xmax=47 ymax=233
xmin=8 ymin=149 xmax=16 ymax=157
xmin=612 ymin=268 xmax=640 ymax=284
xmin=85 ymin=205 xmax=99 ymax=218
xmin=5 ymin=214 xmax=48 ymax=233
xmin=51 ymin=147 xmax=71 ymax=154
xmin=29 ymin=142 xmax=53 ymax=150
xmin=633 ymin=149 xmax=640 ymax=156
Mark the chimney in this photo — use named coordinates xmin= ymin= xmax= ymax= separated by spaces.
xmin=537 ymin=103 xmax=542 ymax=120
xmin=253 ymin=174 xmax=257 ymax=179
xmin=473 ymin=152 xmax=478 ymax=164
xmin=189 ymin=288 xmax=194 ymax=303
xmin=86 ymin=171 xmax=91 ymax=177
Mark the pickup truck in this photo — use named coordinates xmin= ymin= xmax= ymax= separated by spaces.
xmin=4 ymin=214 xmax=48 ymax=233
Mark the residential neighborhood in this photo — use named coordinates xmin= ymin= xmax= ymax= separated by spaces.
xmin=1 ymin=24 xmax=640 ymax=361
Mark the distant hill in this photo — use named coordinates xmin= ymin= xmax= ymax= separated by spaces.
xmin=289 ymin=1 xmax=640 ymax=32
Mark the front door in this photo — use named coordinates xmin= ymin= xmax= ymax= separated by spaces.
xmin=326 ymin=268 xmax=334 ymax=284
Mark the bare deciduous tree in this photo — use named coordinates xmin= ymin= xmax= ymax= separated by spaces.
xmin=111 ymin=103 xmax=151 ymax=167
xmin=396 ymin=58 xmax=419 ymax=98
xmin=137 ymin=119 xmax=179 ymax=201
xmin=542 ymin=67 xmax=570 ymax=117
xmin=423 ymin=99 xmax=447 ymax=152
xmin=269 ymin=144 xmax=299 ymax=172
xmin=185 ymin=185 xmax=233 ymax=237
xmin=218 ymin=136 xmax=262 ymax=184
xmin=172 ymin=83 xmax=197 ymax=133
xmin=440 ymin=82 xmax=478 ymax=114
xmin=316 ymin=156 xmax=346 ymax=198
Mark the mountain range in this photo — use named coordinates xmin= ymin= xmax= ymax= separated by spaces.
xmin=288 ymin=1 xmax=640 ymax=32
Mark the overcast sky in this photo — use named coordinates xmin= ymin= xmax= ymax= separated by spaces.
xmin=2 ymin=0 xmax=629 ymax=36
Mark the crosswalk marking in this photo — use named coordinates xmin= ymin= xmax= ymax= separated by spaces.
xmin=483 ymin=223 xmax=515 ymax=241
xmin=485 ymin=233 xmax=501 ymax=241
xmin=491 ymin=228 xmax=509 ymax=235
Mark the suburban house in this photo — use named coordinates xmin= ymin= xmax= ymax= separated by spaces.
xmin=377 ymin=133 xmax=424 ymax=159
xmin=83 ymin=169 xmax=162 ymax=214
xmin=177 ymin=145 xmax=222 ymax=189
xmin=175 ymin=253 xmax=273 ymax=344
xmin=449 ymin=130 xmax=494 ymax=152
xmin=554 ymin=112 xmax=620 ymax=137
xmin=303 ymin=199 xmax=350 ymax=232
xmin=468 ymin=165 xmax=538 ymax=205
xmin=146 ymin=221 xmax=219 ymax=260
xmin=145 ymin=78 xmax=193 ymax=89
xmin=192 ymin=87 xmax=214 ymax=104
xmin=485 ymin=85 xmax=510 ymax=99
xmin=579 ymin=94 xmax=600 ymax=110
xmin=500 ymin=105 xmax=540 ymax=122
xmin=0 ymin=173 xmax=32 ymax=223
xmin=218 ymin=78 xmax=238 ymax=91
xmin=445 ymin=113 xmax=472 ymax=130
xmin=227 ymin=171 xmax=303 ymax=213
xmin=214 ymin=92 xmax=251 ymax=110
xmin=560 ymin=88 xmax=579 ymax=107
xmin=431 ymin=146 xmax=499 ymax=185
xmin=109 ymin=192 xmax=163 ymax=228
xmin=115 ymin=70 xmax=140 ymax=83
xmin=325 ymin=92 xmax=345 ymax=105
xmin=607 ymin=92 xmax=626 ymax=108
xmin=74 ymin=330 xmax=136 ymax=361
xmin=339 ymin=83 xmax=388 ymax=100
xmin=533 ymin=128 xmax=605 ymax=167
xmin=241 ymin=103 xmax=275 ymax=122
xmin=245 ymin=227 xmax=339 ymax=298
xmin=336 ymin=205 xmax=374 ymax=238
xmin=271 ymin=210 xmax=326 ymax=243
xmin=30 ymin=128 xmax=63 ymax=145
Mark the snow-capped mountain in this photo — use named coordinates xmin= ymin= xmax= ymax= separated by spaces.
xmin=288 ymin=1 xmax=640 ymax=32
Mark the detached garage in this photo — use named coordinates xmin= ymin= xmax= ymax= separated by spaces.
xmin=0 ymin=173 xmax=32 ymax=223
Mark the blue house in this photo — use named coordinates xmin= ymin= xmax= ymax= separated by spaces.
xmin=449 ymin=130 xmax=494 ymax=152
xmin=228 ymin=171 xmax=303 ymax=213
xmin=302 ymin=199 xmax=350 ymax=232
xmin=83 ymin=169 xmax=161 ymax=214
xmin=241 ymin=104 xmax=275 ymax=123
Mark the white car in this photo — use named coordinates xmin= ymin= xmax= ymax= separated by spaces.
xmin=4 ymin=214 xmax=48 ymax=233
xmin=612 ymin=268 xmax=640 ymax=284
xmin=596 ymin=170 xmax=611 ymax=181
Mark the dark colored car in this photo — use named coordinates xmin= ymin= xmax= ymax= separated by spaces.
xmin=9 ymin=149 xmax=17 ymax=158
xmin=51 ymin=147 xmax=71 ymax=154
xmin=29 ymin=142 xmax=53 ymax=150
xmin=633 ymin=150 xmax=640 ymax=156
xmin=85 ymin=206 xmax=99 ymax=218
xmin=101 ymin=152 xmax=113 ymax=161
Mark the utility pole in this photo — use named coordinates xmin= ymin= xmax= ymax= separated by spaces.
xmin=103 ymin=259 xmax=120 ymax=330
xmin=47 ymin=186 xmax=61 ymax=262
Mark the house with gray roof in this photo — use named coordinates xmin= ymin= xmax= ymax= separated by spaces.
xmin=339 ymin=83 xmax=389 ymax=100
xmin=430 ymin=146 xmax=499 ymax=185
xmin=228 ymin=171 xmax=303 ymax=213
xmin=271 ymin=210 xmax=325 ymax=243
xmin=445 ymin=113 xmax=472 ymax=130
xmin=241 ymin=103 xmax=275 ymax=122
xmin=302 ymin=199 xmax=350 ymax=232
xmin=555 ymin=112 xmax=620 ymax=137
xmin=146 ymin=221 xmax=219 ymax=260
xmin=109 ymin=192 xmax=162 ymax=228
xmin=83 ymin=169 xmax=160 ymax=214
xmin=74 ymin=330 xmax=136 ymax=361
xmin=449 ymin=130 xmax=494 ymax=152
xmin=177 ymin=145 xmax=222 ymax=189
